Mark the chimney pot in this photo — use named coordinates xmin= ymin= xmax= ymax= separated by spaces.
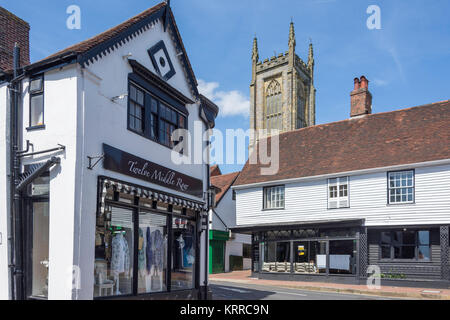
xmin=353 ymin=78 xmax=360 ymax=90
xmin=350 ymin=76 xmax=372 ymax=117
xmin=360 ymin=76 xmax=369 ymax=89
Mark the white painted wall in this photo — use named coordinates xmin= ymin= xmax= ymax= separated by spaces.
xmin=235 ymin=163 xmax=450 ymax=227
xmin=72 ymin=18 xmax=208 ymax=299
xmin=21 ymin=65 xmax=79 ymax=300
xmin=0 ymin=83 xmax=11 ymax=299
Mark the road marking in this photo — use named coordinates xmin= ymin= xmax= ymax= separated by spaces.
xmin=216 ymin=286 xmax=251 ymax=294
xmin=274 ymin=291 xmax=307 ymax=297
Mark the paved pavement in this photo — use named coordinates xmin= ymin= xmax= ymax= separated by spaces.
xmin=209 ymin=270 xmax=450 ymax=300
xmin=210 ymin=280 xmax=400 ymax=300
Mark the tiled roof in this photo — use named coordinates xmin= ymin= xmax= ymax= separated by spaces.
xmin=235 ymin=100 xmax=450 ymax=186
xmin=211 ymin=171 xmax=240 ymax=204
xmin=210 ymin=165 xmax=222 ymax=177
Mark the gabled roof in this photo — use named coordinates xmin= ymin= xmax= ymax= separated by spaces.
xmin=235 ymin=100 xmax=450 ymax=186
xmin=7 ymin=2 xmax=199 ymax=96
xmin=211 ymin=171 xmax=240 ymax=205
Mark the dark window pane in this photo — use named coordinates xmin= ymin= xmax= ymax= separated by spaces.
xmin=151 ymin=99 xmax=158 ymax=113
xmin=380 ymin=232 xmax=391 ymax=245
xmin=393 ymin=231 xmax=415 ymax=245
xmin=394 ymin=245 xmax=415 ymax=259
xmin=137 ymin=89 xmax=144 ymax=105
xmin=130 ymin=85 xmax=137 ymax=101
xmin=381 ymin=245 xmax=391 ymax=259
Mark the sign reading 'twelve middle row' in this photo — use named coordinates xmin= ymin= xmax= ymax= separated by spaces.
xmin=103 ymin=144 xmax=203 ymax=198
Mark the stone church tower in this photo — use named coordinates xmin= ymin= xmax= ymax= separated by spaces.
xmin=250 ymin=22 xmax=316 ymax=144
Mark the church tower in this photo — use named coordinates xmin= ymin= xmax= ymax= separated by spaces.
xmin=250 ymin=22 xmax=316 ymax=144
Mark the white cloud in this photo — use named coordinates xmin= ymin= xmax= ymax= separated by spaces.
xmin=372 ymin=78 xmax=389 ymax=87
xmin=198 ymin=79 xmax=249 ymax=118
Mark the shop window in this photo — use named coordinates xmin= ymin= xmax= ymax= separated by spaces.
xmin=171 ymin=217 xmax=196 ymax=290
xmin=261 ymin=241 xmax=291 ymax=273
xmin=263 ymin=185 xmax=285 ymax=210
xmin=380 ymin=230 xmax=430 ymax=261
xmin=29 ymin=75 xmax=44 ymax=128
xmin=94 ymin=206 xmax=134 ymax=297
xmin=328 ymin=177 xmax=349 ymax=209
xmin=329 ymin=240 xmax=356 ymax=275
xmin=388 ymin=170 xmax=414 ymax=204
xmin=293 ymin=241 xmax=327 ymax=274
xmin=138 ymin=211 xmax=168 ymax=294
xmin=127 ymin=80 xmax=187 ymax=149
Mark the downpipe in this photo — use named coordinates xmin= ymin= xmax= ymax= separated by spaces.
xmin=8 ymin=44 xmax=24 ymax=300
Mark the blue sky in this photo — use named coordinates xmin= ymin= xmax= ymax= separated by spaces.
xmin=3 ymin=0 xmax=450 ymax=174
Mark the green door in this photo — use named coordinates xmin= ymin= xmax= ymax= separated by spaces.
xmin=209 ymin=240 xmax=225 ymax=274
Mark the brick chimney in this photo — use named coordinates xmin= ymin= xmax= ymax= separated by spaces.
xmin=350 ymin=76 xmax=372 ymax=117
xmin=0 ymin=7 xmax=30 ymax=71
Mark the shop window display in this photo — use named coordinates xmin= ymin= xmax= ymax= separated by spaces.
xmin=328 ymin=240 xmax=356 ymax=275
xmin=171 ymin=218 xmax=196 ymax=290
xmin=261 ymin=241 xmax=291 ymax=273
xmin=138 ymin=211 xmax=168 ymax=293
xmin=293 ymin=241 xmax=327 ymax=274
xmin=94 ymin=205 xmax=134 ymax=297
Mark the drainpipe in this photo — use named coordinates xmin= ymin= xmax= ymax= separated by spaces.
xmin=9 ymin=43 xmax=24 ymax=300
xmin=205 ymin=163 xmax=210 ymax=300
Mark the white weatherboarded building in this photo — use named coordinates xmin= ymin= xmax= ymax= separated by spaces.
xmin=232 ymin=78 xmax=450 ymax=286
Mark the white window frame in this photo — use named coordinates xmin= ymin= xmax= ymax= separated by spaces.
xmin=388 ymin=170 xmax=415 ymax=204
xmin=328 ymin=177 xmax=349 ymax=209
xmin=263 ymin=185 xmax=285 ymax=210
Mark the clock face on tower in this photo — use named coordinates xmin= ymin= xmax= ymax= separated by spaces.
xmin=148 ymin=40 xmax=176 ymax=81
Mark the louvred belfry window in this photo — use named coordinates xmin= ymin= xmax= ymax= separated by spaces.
xmin=265 ymin=80 xmax=282 ymax=132
xmin=328 ymin=177 xmax=349 ymax=209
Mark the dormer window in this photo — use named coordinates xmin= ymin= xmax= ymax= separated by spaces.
xmin=29 ymin=75 xmax=45 ymax=129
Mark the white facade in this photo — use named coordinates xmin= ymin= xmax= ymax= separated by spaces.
xmin=234 ymin=161 xmax=450 ymax=228
xmin=0 ymin=13 xmax=212 ymax=300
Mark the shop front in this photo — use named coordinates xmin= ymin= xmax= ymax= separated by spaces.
xmin=232 ymin=220 xmax=364 ymax=283
xmin=92 ymin=144 xmax=207 ymax=299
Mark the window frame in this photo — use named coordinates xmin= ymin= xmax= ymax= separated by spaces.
xmin=262 ymin=185 xmax=285 ymax=211
xmin=28 ymin=74 xmax=45 ymax=130
xmin=127 ymin=80 xmax=187 ymax=150
xmin=327 ymin=176 xmax=350 ymax=209
xmin=387 ymin=170 xmax=415 ymax=205
xmin=379 ymin=229 xmax=431 ymax=262
xmin=127 ymin=82 xmax=146 ymax=135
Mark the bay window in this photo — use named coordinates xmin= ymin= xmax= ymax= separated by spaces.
xmin=128 ymin=80 xmax=187 ymax=148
